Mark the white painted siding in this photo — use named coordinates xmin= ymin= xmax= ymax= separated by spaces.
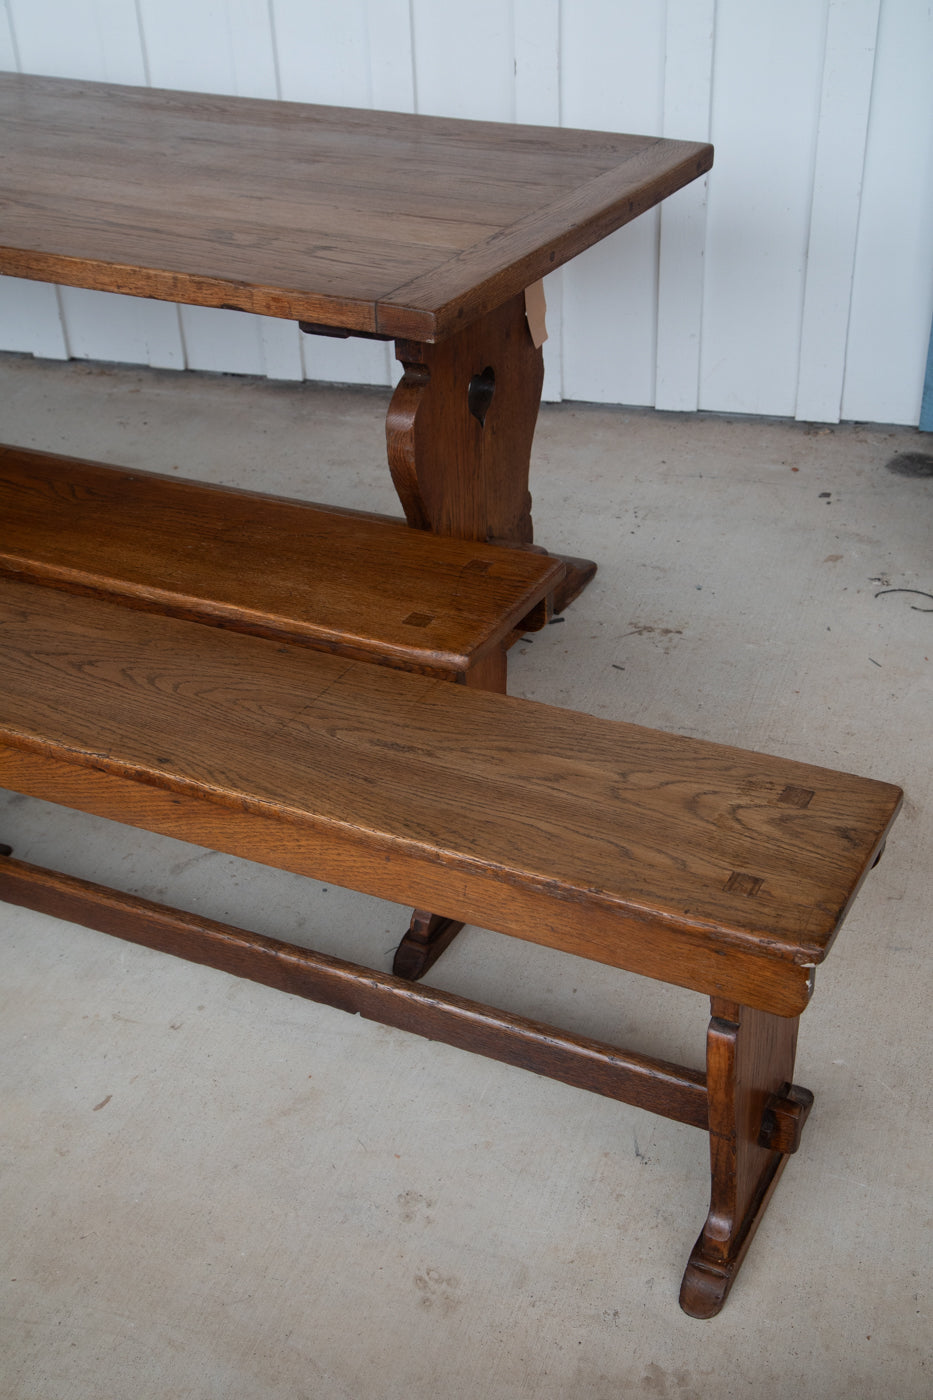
xmin=1 ymin=0 xmax=931 ymax=425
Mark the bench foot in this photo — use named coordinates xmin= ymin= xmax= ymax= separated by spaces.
xmin=548 ymin=553 xmax=598 ymax=613
xmin=393 ymin=908 xmax=465 ymax=980
xmin=489 ymin=544 xmax=597 ymax=616
xmin=679 ymin=999 xmax=813 ymax=1318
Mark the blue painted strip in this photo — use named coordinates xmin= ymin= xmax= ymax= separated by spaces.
xmin=921 ymin=309 xmax=933 ymax=431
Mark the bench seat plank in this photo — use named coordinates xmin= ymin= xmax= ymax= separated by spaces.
xmin=0 ymin=444 xmax=564 ymax=678
xmin=0 ymin=579 xmax=901 ymax=1016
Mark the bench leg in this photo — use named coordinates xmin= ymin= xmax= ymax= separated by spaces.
xmin=679 ymin=998 xmax=813 ymax=1318
xmin=393 ymin=908 xmax=465 ymax=980
xmin=394 ymin=646 xmax=510 ymax=980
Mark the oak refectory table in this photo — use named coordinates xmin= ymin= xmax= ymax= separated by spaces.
xmin=0 ymin=72 xmax=713 ymax=605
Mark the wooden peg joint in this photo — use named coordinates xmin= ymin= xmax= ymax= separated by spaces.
xmin=758 ymin=1084 xmax=814 ymax=1154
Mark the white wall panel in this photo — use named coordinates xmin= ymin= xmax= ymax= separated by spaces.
xmin=795 ymin=0 xmax=880 ymax=423
xmin=0 ymin=276 xmax=67 ymax=359
xmin=841 ymin=0 xmax=933 ymax=425
xmin=699 ymin=0 xmax=826 ymax=417
xmin=514 ymin=0 xmax=559 ymax=126
xmin=363 ymin=0 xmax=415 ymax=113
xmin=655 ymin=0 xmax=714 ymax=414
xmin=411 ymin=0 xmax=514 ymax=121
xmin=274 ymin=0 xmax=369 ymax=107
xmin=560 ymin=0 xmax=665 ymax=406
xmin=8 ymin=0 xmax=145 ymax=83
xmin=1 ymin=3 xmax=18 ymax=68
xmin=59 ymin=287 xmax=184 ymax=369
xmin=140 ymin=0 xmax=278 ymax=99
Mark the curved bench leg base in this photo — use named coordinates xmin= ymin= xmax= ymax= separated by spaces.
xmin=393 ymin=909 xmax=465 ymax=981
xmin=679 ymin=998 xmax=811 ymax=1319
xmin=679 ymin=1149 xmax=794 ymax=1319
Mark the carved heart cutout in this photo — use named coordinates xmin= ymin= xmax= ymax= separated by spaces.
xmin=468 ymin=366 xmax=495 ymax=427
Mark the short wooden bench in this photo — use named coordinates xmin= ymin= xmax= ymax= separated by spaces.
xmin=0 ymin=444 xmax=564 ymax=691
xmin=0 ymin=578 xmax=901 ymax=1316
xmin=1 ymin=442 xmax=567 ymax=978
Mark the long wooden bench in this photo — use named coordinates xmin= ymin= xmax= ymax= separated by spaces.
xmin=0 ymin=577 xmax=901 ymax=1317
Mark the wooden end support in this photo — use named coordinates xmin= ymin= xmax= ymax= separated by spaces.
xmin=679 ymin=999 xmax=813 ymax=1319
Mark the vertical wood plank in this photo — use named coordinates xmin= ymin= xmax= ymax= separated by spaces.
xmin=699 ymin=0 xmax=827 ymax=417
xmin=364 ymin=0 xmax=415 ymax=113
xmin=58 ymin=287 xmax=184 ymax=370
xmin=272 ymin=0 xmax=369 ymax=106
xmin=794 ymin=0 xmax=880 ymax=424
xmin=514 ymin=0 xmax=563 ymax=402
xmin=0 ymin=2 xmax=19 ymax=68
xmin=139 ymin=0 xmax=277 ymax=97
xmin=411 ymin=0 xmax=514 ymax=121
xmin=921 ymin=314 xmax=933 ymax=432
xmin=841 ymin=0 xmax=933 ymax=426
xmin=655 ymin=0 xmax=714 ymax=413
xmin=260 ymin=319 xmax=304 ymax=383
xmin=8 ymin=0 xmax=146 ymax=83
xmin=560 ymin=0 xmax=665 ymax=406
xmin=0 ymin=277 xmax=69 ymax=360
xmin=513 ymin=0 xmax=559 ymax=124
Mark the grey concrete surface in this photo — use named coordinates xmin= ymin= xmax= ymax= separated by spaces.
xmin=0 ymin=353 xmax=930 ymax=1399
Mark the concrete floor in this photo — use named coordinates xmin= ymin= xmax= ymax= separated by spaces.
xmin=0 ymin=352 xmax=930 ymax=1399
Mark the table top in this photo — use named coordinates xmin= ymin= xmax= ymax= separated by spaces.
xmin=0 ymin=72 xmax=712 ymax=342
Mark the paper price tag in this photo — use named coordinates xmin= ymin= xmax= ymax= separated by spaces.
xmin=524 ymin=281 xmax=548 ymax=348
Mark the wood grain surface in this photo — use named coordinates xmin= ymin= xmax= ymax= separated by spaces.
xmin=0 ymin=73 xmax=713 ymax=340
xmin=0 ymin=579 xmax=901 ymax=1014
xmin=0 ymin=444 xmax=563 ymax=675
